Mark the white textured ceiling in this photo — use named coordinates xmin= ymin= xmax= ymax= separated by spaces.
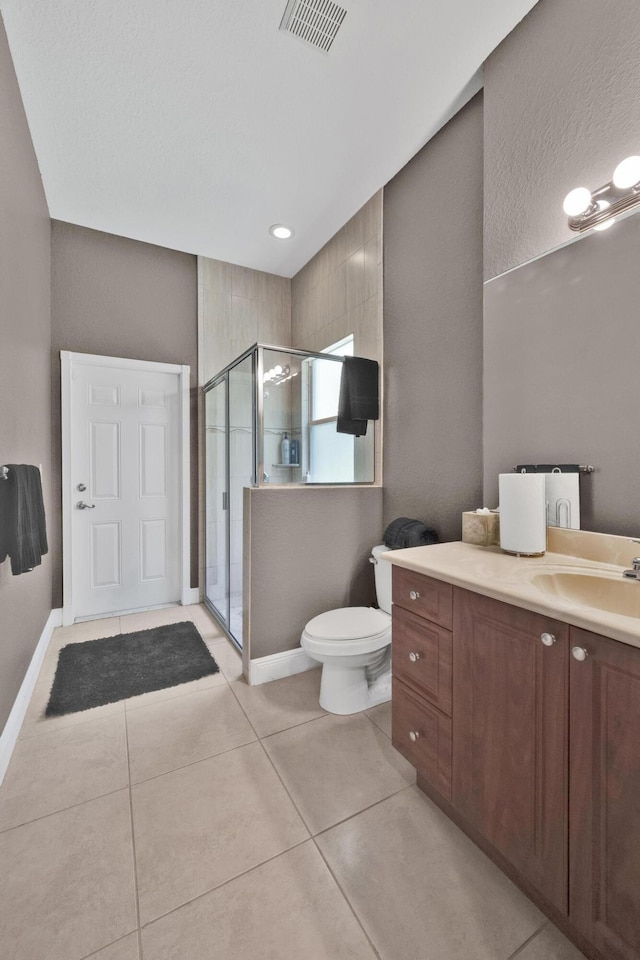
xmin=1 ymin=0 xmax=538 ymax=276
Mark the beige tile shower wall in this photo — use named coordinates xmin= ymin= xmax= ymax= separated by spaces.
xmin=198 ymin=257 xmax=292 ymax=385
xmin=197 ymin=257 xmax=292 ymax=595
xmin=290 ymin=191 xmax=383 ymax=482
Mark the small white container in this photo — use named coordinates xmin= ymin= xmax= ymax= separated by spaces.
xmin=499 ymin=473 xmax=546 ymax=556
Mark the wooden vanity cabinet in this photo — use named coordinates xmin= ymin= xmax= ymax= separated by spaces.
xmin=452 ymin=587 xmax=569 ymax=914
xmin=391 ymin=566 xmax=640 ymax=960
xmin=569 ymin=626 xmax=640 ymax=960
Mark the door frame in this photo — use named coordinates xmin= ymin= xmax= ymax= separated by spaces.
xmin=61 ymin=351 xmax=191 ymax=625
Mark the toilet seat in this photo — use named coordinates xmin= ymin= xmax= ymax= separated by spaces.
xmin=302 ymin=607 xmax=391 ymax=659
xmin=305 ymin=606 xmax=391 ymax=642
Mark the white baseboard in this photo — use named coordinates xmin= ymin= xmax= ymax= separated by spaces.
xmin=0 ymin=608 xmax=62 ymax=785
xmin=248 ymin=646 xmax=316 ymax=686
xmin=183 ymin=587 xmax=201 ymax=605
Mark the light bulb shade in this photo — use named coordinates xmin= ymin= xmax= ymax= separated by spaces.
xmin=612 ymin=155 xmax=640 ymax=190
xmin=593 ymin=200 xmax=615 ymax=231
xmin=563 ymin=187 xmax=593 ymax=217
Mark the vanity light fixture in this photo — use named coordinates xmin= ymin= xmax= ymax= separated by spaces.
xmin=563 ymin=154 xmax=640 ymax=233
xmin=269 ymin=224 xmax=295 ymax=240
xmin=263 ymin=364 xmax=295 ymax=385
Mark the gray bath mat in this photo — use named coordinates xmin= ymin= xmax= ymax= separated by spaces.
xmin=46 ymin=620 xmax=219 ymax=716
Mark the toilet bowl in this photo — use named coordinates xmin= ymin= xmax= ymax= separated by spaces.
xmin=301 ymin=545 xmax=392 ymax=714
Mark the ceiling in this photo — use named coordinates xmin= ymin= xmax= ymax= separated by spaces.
xmin=1 ymin=0 xmax=539 ymax=277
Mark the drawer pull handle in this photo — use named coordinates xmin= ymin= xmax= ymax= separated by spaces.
xmin=409 ymin=590 xmax=420 ymax=600
xmin=409 ymin=730 xmax=420 ymax=743
xmin=572 ymin=645 xmax=589 ymax=662
xmin=409 ymin=651 xmax=421 ymax=662
xmin=540 ymin=632 xmax=556 ymax=646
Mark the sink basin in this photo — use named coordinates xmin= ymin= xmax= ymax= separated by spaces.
xmin=532 ymin=572 xmax=640 ymax=618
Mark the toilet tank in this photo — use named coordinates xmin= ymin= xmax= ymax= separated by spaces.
xmin=372 ymin=544 xmax=392 ymax=614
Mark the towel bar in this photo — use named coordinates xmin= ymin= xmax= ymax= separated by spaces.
xmin=513 ymin=464 xmax=594 ymax=474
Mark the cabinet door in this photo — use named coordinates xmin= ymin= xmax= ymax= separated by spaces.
xmin=392 ymin=679 xmax=452 ymax=799
xmin=392 ymin=566 xmax=452 ymax=629
xmin=453 ymin=588 xmax=569 ymax=913
xmin=392 ymin=605 xmax=452 ymax=715
xmin=570 ymin=627 xmax=640 ymax=960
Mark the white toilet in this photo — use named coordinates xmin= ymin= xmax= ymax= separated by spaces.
xmin=301 ymin=544 xmax=392 ymax=715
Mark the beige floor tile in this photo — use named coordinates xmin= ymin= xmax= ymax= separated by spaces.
xmin=262 ymin=713 xmax=415 ymax=834
xmin=206 ymin=636 xmax=243 ymax=681
xmin=515 ymin=923 xmax=588 ymax=960
xmin=0 ymin=790 xmax=137 ymax=960
xmin=38 ymin=645 xmax=64 ymax=688
xmin=365 ymin=700 xmax=392 ymax=738
xmin=50 ymin=617 xmax=122 ymax=648
xmin=119 ymin=606 xmax=191 ymax=633
xmin=86 ymin=933 xmax=140 ymax=960
xmin=230 ymin=669 xmax=325 ymax=737
xmin=132 ymin=741 xmax=308 ymax=924
xmin=184 ymin=603 xmax=226 ymax=641
xmin=141 ymin=841 xmax=376 ymax=960
xmin=0 ymin=714 xmax=128 ymax=830
xmin=316 ymin=786 xmax=545 ymax=960
xmin=126 ymin=684 xmax=256 ymax=782
xmin=19 ymin=679 xmax=125 ymax=739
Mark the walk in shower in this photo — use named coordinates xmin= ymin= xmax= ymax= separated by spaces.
xmin=204 ymin=342 xmax=375 ymax=648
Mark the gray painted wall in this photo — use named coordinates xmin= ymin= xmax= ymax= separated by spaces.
xmin=382 ymin=93 xmax=484 ymax=541
xmin=482 ymin=0 xmax=640 ymax=535
xmin=484 ymin=211 xmax=640 ymax=536
xmin=245 ymin=486 xmax=382 ymax=661
xmin=50 ymin=221 xmax=198 ymax=605
xmin=0 ymin=17 xmax=52 ymax=731
xmin=484 ymin=0 xmax=640 ymax=280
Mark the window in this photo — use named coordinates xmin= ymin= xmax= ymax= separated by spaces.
xmin=308 ymin=334 xmax=354 ymax=483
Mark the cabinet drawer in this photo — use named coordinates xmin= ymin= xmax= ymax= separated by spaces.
xmin=392 ymin=605 xmax=452 ymax=716
xmin=392 ymin=678 xmax=452 ymax=799
xmin=393 ymin=566 xmax=452 ymax=629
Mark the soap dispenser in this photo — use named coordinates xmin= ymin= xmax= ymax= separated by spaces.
xmin=281 ymin=432 xmax=290 ymax=465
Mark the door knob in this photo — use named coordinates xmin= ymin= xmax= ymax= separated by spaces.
xmin=76 ymin=501 xmax=96 ymax=510
xmin=409 ymin=651 xmax=421 ymax=662
xmin=409 ymin=730 xmax=420 ymax=743
xmin=409 ymin=590 xmax=420 ymax=600
xmin=572 ymin=646 xmax=589 ymax=662
xmin=76 ymin=483 xmax=87 ymax=492
xmin=540 ymin=632 xmax=556 ymax=646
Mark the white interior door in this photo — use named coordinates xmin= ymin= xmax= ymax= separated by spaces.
xmin=63 ymin=353 xmax=189 ymax=621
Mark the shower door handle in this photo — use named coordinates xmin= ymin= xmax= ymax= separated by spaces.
xmin=222 ymin=491 xmax=228 ymax=510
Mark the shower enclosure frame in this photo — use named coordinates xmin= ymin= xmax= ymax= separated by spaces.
xmin=203 ymin=342 xmax=374 ymax=648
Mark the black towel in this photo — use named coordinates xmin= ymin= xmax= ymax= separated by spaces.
xmin=0 ymin=464 xmax=48 ymax=575
xmin=383 ymin=517 xmax=439 ymax=550
xmin=337 ymin=357 xmax=379 ymax=437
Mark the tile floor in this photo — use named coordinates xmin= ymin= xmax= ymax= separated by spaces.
xmin=0 ymin=604 xmax=587 ymax=960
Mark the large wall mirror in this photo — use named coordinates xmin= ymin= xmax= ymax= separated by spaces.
xmin=483 ymin=208 xmax=640 ymax=536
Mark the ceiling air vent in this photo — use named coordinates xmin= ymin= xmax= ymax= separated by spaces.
xmin=280 ymin=0 xmax=347 ymax=53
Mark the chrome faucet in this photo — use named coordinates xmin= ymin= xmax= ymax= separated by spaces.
xmin=623 ymin=558 xmax=640 ymax=580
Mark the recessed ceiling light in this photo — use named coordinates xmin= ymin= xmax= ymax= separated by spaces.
xmin=269 ymin=224 xmax=295 ymax=239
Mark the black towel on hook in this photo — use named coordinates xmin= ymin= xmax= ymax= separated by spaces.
xmin=337 ymin=357 xmax=379 ymax=437
xmin=0 ymin=465 xmax=48 ymax=575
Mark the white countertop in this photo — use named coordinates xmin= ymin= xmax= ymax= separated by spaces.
xmin=380 ymin=540 xmax=640 ymax=650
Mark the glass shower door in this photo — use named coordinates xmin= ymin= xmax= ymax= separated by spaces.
xmin=228 ymin=354 xmax=255 ymax=646
xmin=205 ymin=379 xmax=228 ymax=628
